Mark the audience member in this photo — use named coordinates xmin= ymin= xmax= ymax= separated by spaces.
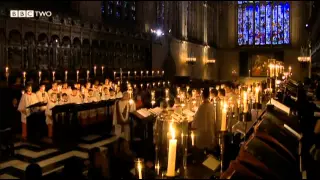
xmin=25 ymin=163 xmax=42 ymax=180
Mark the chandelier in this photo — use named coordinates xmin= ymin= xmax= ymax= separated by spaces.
xmin=297 ymin=46 xmax=311 ymax=62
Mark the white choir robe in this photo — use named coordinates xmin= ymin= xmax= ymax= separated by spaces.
xmin=115 ymin=92 xmax=123 ymax=99
xmin=36 ymin=91 xmax=49 ymax=103
xmin=36 ymin=91 xmax=49 ymax=111
xmin=18 ymin=93 xmax=39 ymax=123
xmin=101 ymin=94 xmax=110 ymax=101
xmin=59 ymin=100 xmax=70 ymax=105
xmin=61 ymin=88 xmax=72 ymax=96
xmin=112 ymin=100 xmax=136 ymax=141
xmin=45 ymin=100 xmax=57 ymax=125
xmin=192 ymin=102 xmax=217 ymax=149
xmin=69 ymin=94 xmax=83 ymax=104
xmin=48 ymin=89 xmax=59 ymax=97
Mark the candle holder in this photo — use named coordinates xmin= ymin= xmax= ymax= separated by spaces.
xmin=135 ymin=158 xmax=145 ymax=179
xmin=154 ymin=111 xmax=188 ymax=178
xmin=218 ymin=131 xmax=232 ymax=174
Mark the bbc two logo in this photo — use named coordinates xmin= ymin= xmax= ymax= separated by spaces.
xmin=10 ymin=10 xmax=52 ymax=18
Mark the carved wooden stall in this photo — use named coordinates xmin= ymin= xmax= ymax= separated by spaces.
xmin=0 ymin=10 xmax=152 ymax=81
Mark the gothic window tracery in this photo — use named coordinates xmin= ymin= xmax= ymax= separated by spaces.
xmin=237 ymin=1 xmax=290 ymax=46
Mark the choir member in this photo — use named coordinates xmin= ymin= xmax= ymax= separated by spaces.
xmin=103 ymin=78 xmax=111 ymax=89
xmin=224 ymin=83 xmax=237 ymax=101
xmin=218 ymin=88 xmax=226 ymax=100
xmin=36 ymin=83 xmax=49 ymax=103
xmin=59 ymin=93 xmax=70 ymax=105
xmin=84 ymin=82 xmax=91 ymax=97
xmin=101 ymin=87 xmax=110 ymax=101
xmin=18 ymin=84 xmax=39 ymax=140
xmin=61 ymin=82 xmax=72 ymax=95
xmin=192 ymin=87 xmax=217 ymax=149
xmin=48 ymin=82 xmax=59 ymax=97
xmin=109 ymin=89 xmax=116 ymax=99
xmin=210 ymin=89 xmax=218 ymax=103
xmin=135 ymin=95 xmax=143 ymax=109
xmin=115 ymin=86 xmax=123 ymax=99
xmin=69 ymin=87 xmax=82 ymax=104
xmin=45 ymin=93 xmax=58 ymax=139
xmin=87 ymin=89 xmax=99 ymax=103
xmin=113 ymin=92 xmax=136 ymax=141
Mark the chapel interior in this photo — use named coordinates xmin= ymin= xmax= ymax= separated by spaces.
xmin=0 ymin=1 xmax=320 ymax=179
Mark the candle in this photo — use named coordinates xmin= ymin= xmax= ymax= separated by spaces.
xmin=153 ymin=82 xmax=155 ymax=87
xmin=147 ymin=83 xmax=149 ymax=88
xmin=163 ymin=81 xmax=165 ymax=86
xmin=191 ymin=131 xmax=195 ymax=146
xmin=128 ymin=71 xmax=130 ymax=77
xmin=165 ymin=88 xmax=169 ymax=97
xmin=158 ymin=82 xmax=160 ymax=86
xmin=134 ymin=71 xmax=137 ymax=76
xmin=255 ymin=86 xmax=260 ymax=103
xmin=155 ymin=162 xmax=160 ymax=175
xmin=101 ymin=66 xmax=104 ymax=75
xmin=186 ymin=86 xmax=190 ymax=92
xmin=118 ymin=81 xmax=120 ymax=86
xmin=5 ymin=67 xmax=9 ymax=79
xmin=157 ymin=70 xmax=160 ymax=75
xmin=141 ymin=71 xmax=143 ymax=77
xmin=140 ymin=84 xmax=143 ymax=88
xmin=114 ymin=71 xmax=116 ymax=79
xmin=288 ymin=66 xmax=292 ymax=73
xmin=87 ymin=70 xmax=90 ymax=80
xmin=94 ymin=66 xmax=97 ymax=76
xmin=38 ymin=71 xmax=42 ymax=84
xmin=177 ymin=87 xmax=180 ymax=95
xmin=167 ymin=124 xmax=177 ymax=177
xmin=243 ymin=92 xmax=248 ymax=113
xmin=23 ymin=71 xmax=26 ymax=79
xmin=221 ymin=103 xmax=228 ymax=131
xmin=65 ymin=70 xmax=68 ymax=81
xmin=249 ymin=70 xmax=251 ymax=77
xmin=146 ymin=71 xmax=149 ymax=76
xmin=76 ymin=70 xmax=79 ymax=82
xmin=52 ymin=71 xmax=55 ymax=81
xmin=152 ymin=70 xmax=154 ymax=76
xmin=137 ymin=160 xmax=143 ymax=179
xmin=162 ymin=70 xmax=164 ymax=75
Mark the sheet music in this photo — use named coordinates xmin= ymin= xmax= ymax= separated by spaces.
xmin=268 ymin=98 xmax=290 ymax=115
xmin=202 ymin=155 xmax=220 ymax=171
xmin=136 ymin=108 xmax=152 ymax=117
xmin=149 ymin=107 xmax=162 ymax=116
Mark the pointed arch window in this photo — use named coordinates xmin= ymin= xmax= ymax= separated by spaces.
xmin=237 ymin=1 xmax=290 ymax=46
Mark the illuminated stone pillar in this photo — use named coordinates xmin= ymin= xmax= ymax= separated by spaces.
xmin=181 ymin=1 xmax=188 ymax=39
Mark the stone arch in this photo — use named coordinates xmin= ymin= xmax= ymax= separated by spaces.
xmin=24 ymin=32 xmax=35 ymax=45
xmin=51 ymin=35 xmax=60 ymax=45
xmin=62 ymin=36 xmax=71 ymax=47
xmin=92 ymin=40 xmax=99 ymax=48
xmin=73 ymin=37 xmax=81 ymax=48
xmin=100 ymin=40 xmax=106 ymax=49
xmin=38 ymin=33 xmax=48 ymax=45
xmin=8 ymin=30 xmax=21 ymax=45
xmin=82 ymin=39 xmax=90 ymax=48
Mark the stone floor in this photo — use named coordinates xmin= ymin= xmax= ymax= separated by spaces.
xmin=0 ymin=134 xmax=119 ymax=179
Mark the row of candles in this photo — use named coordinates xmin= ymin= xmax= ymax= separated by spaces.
xmin=113 ymin=70 xmax=165 ymax=78
xmin=4 ymin=66 xmax=165 ymax=82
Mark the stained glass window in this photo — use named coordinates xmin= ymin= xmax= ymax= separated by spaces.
xmin=107 ymin=1 xmax=113 ymax=15
xmin=132 ymin=1 xmax=136 ymax=20
xmin=237 ymin=1 xmax=290 ymax=46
